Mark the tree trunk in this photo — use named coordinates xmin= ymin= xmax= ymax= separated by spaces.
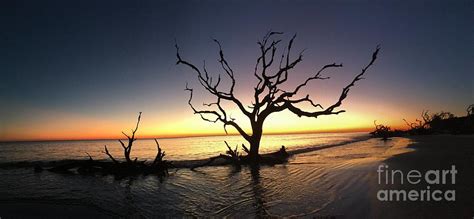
xmin=125 ymin=150 xmax=131 ymax=163
xmin=248 ymin=122 xmax=263 ymax=162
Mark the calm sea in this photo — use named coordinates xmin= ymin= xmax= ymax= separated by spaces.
xmin=0 ymin=132 xmax=410 ymax=218
xmin=0 ymin=132 xmax=369 ymax=163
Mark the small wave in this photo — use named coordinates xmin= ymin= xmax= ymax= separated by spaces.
xmin=288 ymin=135 xmax=371 ymax=155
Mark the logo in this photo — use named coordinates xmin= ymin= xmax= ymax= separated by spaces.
xmin=376 ymin=164 xmax=456 ymax=201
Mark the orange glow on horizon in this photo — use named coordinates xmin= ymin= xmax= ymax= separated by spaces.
xmin=0 ymin=90 xmax=446 ymax=142
xmin=0 ymin=108 xmax=409 ymax=142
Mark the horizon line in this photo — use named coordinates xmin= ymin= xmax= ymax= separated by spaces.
xmin=0 ymin=128 xmax=373 ymax=143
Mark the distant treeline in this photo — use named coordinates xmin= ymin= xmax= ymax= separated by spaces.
xmin=371 ymin=104 xmax=474 ymax=140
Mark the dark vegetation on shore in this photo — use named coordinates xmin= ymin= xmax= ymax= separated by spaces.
xmin=371 ymin=104 xmax=474 ymax=140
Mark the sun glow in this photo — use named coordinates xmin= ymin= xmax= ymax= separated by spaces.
xmin=0 ymin=105 xmax=409 ymax=142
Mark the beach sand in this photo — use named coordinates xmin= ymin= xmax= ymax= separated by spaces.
xmin=368 ymin=135 xmax=474 ymax=218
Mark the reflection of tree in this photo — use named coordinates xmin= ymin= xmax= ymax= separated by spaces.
xmin=122 ymin=177 xmax=139 ymax=217
xmin=248 ymin=164 xmax=268 ymax=218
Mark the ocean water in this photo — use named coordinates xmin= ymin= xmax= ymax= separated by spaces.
xmin=0 ymin=132 xmax=369 ymax=163
xmin=0 ymin=133 xmax=413 ymax=217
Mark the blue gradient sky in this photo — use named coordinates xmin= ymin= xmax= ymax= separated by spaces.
xmin=0 ymin=0 xmax=472 ymax=141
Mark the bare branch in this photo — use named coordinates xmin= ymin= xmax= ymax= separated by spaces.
xmin=287 ymin=95 xmax=324 ymax=109
xmin=213 ymin=39 xmax=235 ymax=93
xmin=467 ymin=104 xmax=474 ymax=116
xmin=224 ymin=141 xmax=240 ymax=160
xmin=176 ymin=40 xmax=251 ymax=119
xmin=279 ymin=63 xmax=342 ymax=100
xmin=104 ymin=112 xmax=142 ymax=164
xmin=85 ymin=152 xmax=93 ymax=161
xmin=103 ymin=145 xmax=118 ymax=164
xmin=153 ymin=139 xmax=166 ymax=166
xmin=283 ymin=45 xmax=380 ymax=118
xmin=131 ymin=112 xmax=142 ymax=136
xmin=118 ymin=139 xmax=126 ymax=150
xmin=184 ymin=83 xmax=251 ymax=141
xmin=241 ymin=144 xmax=250 ymax=155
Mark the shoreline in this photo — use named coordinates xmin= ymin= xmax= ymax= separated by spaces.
xmin=293 ymin=135 xmax=473 ymax=218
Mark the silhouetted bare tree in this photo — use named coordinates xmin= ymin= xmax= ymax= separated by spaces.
xmin=104 ymin=112 xmax=142 ymax=164
xmin=47 ymin=113 xmax=172 ymax=176
xmin=467 ymin=104 xmax=473 ymax=116
xmin=371 ymin=120 xmax=392 ymax=141
xmin=176 ymin=31 xmax=380 ymax=162
xmin=403 ymin=110 xmax=432 ymax=133
xmin=404 ymin=110 xmax=460 ymax=135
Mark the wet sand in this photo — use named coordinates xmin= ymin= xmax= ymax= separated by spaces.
xmin=318 ymin=135 xmax=474 ymax=218
xmin=0 ymin=202 xmax=115 ymax=218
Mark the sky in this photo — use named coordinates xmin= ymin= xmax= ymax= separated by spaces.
xmin=0 ymin=0 xmax=472 ymax=141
